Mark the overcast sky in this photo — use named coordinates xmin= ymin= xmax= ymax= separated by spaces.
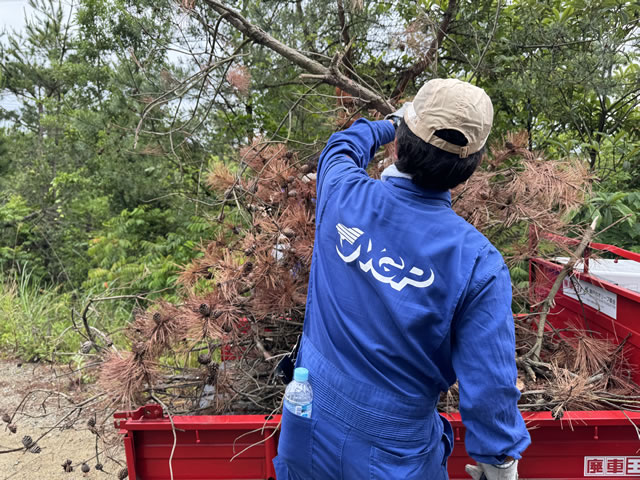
xmin=1 ymin=0 xmax=33 ymax=35
xmin=1 ymin=0 xmax=37 ymax=112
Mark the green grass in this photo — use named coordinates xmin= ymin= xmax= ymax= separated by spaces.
xmin=0 ymin=269 xmax=132 ymax=361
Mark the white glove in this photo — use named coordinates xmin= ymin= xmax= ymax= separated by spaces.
xmin=465 ymin=460 xmax=518 ymax=480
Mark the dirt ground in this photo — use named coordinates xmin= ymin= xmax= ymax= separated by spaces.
xmin=0 ymin=358 xmax=125 ymax=480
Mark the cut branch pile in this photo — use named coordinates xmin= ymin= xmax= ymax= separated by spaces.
xmin=93 ymin=132 xmax=639 ymax=418
xmin=99 ymin=140 xmax=316 ymax=414
xmin=439 ymin=319 xmax=638 ymax=419
xmin=512 ymin=322 xmax=637 ymax=419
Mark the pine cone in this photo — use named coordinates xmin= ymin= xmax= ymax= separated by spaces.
xmin=8 ymin=424 xmax=17 ymax=433
xmin=21 ymin=435 xmax=33 ymax=448
xmin=197 ymin=353 xmax=211 ymax=365
xmin=152 ymin=312 xmax=163 ymax=325
xmin=206 ymin=363 xmax=219 ymax=385
xmin=29 ymin=445 xmax=41 ymax=454
xmin=81 ymin=341 xmax=92 ymax=354
xmin=81 ymin=463 xmax=90 ymax=473
xmin=87 ymin=418 xmax=96 ymax=428
xmin=2 ymin=413 xmax=10 ymax=423
xmin=62 ymin=459 xmax=74 ymax=472
xmin=198 ymin=303 xmax=211 ymax=317
xmin=118 ymin=467 xmax=129 ymax=479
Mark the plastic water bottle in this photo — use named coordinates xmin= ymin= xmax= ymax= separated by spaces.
xmin=284 ymin=367 xmax=313 ymax=418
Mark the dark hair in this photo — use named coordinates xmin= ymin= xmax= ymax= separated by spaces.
xmin=395 ymin=121 xmax=484 ymax=191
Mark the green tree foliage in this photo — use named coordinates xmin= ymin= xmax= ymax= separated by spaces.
xmin=1 ymin=0 xmax=639 ymax=359
xmin=571 ymin=191 xmax=640 ymax=250
xmin=0 ymin=0 xmax=222 ymax=291
xmin=85 ymin=205 xmax=218 ymax=295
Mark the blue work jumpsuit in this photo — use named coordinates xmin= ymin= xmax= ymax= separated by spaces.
xmin=273 ymin=119 xmax=531 ymax=479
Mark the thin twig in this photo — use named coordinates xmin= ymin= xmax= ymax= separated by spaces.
xmin=469 ymin=0 xmax=502 ymax=82
xmin=150 ymin=394 xmax=176 ymax=480
xmin=622 ymin=410 xmax=640 ymax=441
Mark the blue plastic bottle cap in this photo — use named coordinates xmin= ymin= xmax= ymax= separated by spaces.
xmin=293 ymin=367 xmax=309 ymax=382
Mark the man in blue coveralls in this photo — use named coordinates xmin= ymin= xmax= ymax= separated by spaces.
xmin=273 ymin=78 xmax=531 ymax=480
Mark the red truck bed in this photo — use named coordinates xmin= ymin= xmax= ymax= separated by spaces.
xmin=115 ymin=237 xmax=640 ymax=479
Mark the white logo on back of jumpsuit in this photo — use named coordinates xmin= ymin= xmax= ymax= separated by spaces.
xmin=335 ymin=223 xmax=435 ymax=291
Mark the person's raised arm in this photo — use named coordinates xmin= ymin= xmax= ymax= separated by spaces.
xmin=451 ymin=246 xmax=530 ymax=477
xmin=316 ymin=119 xmax=395 ymax=203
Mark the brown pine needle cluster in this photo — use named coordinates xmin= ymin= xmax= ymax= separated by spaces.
xmin=130 ymin=301 xmax=185 ymax=354
xmin=99 ymin=350 xmax=159 ymax=409
xmin=512 ymin=320 xmax=638 ymax=417
xmin=226 ymin=65 xmax=251 ymax=95
xmin=453 ymin=132 xmax=590 ymax=249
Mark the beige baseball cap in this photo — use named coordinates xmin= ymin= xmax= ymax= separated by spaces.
xmin=403 ymin=78 xmax=493 ymax=158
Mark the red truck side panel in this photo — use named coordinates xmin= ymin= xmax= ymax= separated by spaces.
xmin=115 ymin=406 xmax=279 ymax=480
xmin=530 ymin=257 xmax=640 ymax=385
xmin=115 ymin=406 xmax=640 ymax=479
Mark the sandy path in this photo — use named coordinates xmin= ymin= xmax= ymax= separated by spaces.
xmin=0 ymin=359 xmax=125 ymax=480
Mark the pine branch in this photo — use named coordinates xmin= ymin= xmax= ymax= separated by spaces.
xmin=523 ymin=217 xmax=598 ymax=363
xmin=390 ymin=0 xmax=457 ymax=99
xmin=202 ymin=0 xmax=393 ymax=115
